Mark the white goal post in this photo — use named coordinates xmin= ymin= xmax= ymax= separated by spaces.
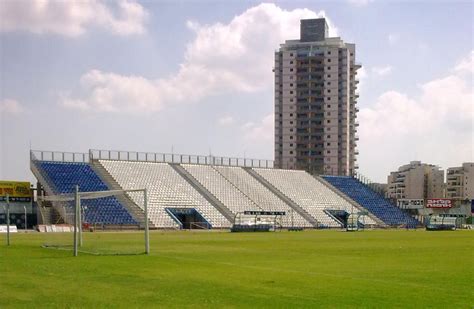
xmin=38 ymin=186 xmax=149 ymax=257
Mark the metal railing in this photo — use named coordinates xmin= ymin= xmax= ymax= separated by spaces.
xmin=30 ymin=149 xmax=274 ymax=168
xmin=89 ymin=149 xmax=274 ymax=168
xmin=30 ymin=150 xmax=89 ymax=163
xmin=353 ymin=171 xmax=386 ymax=197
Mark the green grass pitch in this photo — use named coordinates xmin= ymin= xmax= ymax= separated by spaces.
xmin=1 ymin=229 xmax=472 ymax=308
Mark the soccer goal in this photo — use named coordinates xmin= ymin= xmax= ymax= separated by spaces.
xmin=38 ymin=186 xmax=149 ymax=256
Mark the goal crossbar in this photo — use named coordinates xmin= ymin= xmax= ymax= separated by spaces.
xmin=38 ymin=189 xmax=146 ymax=202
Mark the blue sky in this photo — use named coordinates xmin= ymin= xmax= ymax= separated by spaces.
xmin=0 ymin=0 xmax=473 ymax=183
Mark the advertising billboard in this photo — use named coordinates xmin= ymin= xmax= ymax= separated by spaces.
xmin=0 ymin=181 xmax=31 ymax=202
xmin=397 ymin=199 xmax=424 ymax=209
xmin=426 ymin=199 xmax=452 ymax=208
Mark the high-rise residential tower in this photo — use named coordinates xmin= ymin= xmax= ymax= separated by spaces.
xmin=274 ymin=18 xmax=360 ymax=175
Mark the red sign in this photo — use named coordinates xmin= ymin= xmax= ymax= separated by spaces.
xmin=426 ymin=199 xmax=452 ymax=208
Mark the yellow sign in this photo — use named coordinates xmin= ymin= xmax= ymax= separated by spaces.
xmin=0 ymin=181 xmax=31 ymax=202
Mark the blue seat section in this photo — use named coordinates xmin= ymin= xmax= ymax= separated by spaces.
xmin=322 ymin=176 xmax=419 ymax=227
xmin=37 ymin=161 xmax=136 ymax=225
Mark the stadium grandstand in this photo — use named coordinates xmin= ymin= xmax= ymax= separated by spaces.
xmin=29 ymin=149 xmax=420 ymax=230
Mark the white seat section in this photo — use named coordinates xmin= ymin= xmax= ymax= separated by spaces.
xmin=215 ymin=166 xmax=313 ymax=228
xmin=99 ymin=160 xmax=231 ymax=228
xmin=253 ymin=168 xmax=376 ymax=227
xmin=182 ymin=164 xmax=262 ymax=215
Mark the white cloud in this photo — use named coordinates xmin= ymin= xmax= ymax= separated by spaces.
xmin=61 ymin=3 xmax=338 ymax=113
xmin=388 ymin=33 xmax=399 ymax=45
xmin=0 ymin=0 xmax=148 ymax=37
xmin=0 ymin=99 xmax=24 ymax=114
xmin=356 ymin=66 xmax=367 ymax=94
xmin=62 ymin=70 xmax=166 ymax=112
xmin=371 ymin=65 xmax=393 ymax=77
xmin=454 ymin=50 xmax=474 ymax=74
xmin=242 ymin=113 xmax=274 ymax=142
xmin=217 ymin=116 xmax=235 ymax=126
xmin=347 ymin=0 xmax=374 ymax=6
xmin=358 ymin=50 xmax=474 ymax=182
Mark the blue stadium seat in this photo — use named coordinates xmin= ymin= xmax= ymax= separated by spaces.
xmin=37 ymin=161 xmax=136 ymax=225
xmin=322 ymin=176 xmax=420 ymax=228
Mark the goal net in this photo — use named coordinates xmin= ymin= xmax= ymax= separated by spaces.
xmin=38 ymin=187 xmax=149 ymax=256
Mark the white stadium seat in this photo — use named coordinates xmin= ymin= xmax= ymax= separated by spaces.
xmin=99 ymin=160 xmax=231 ymax=228
xmin=214 ymin=166 xmax=313 ymax=227
xmin=253 ymin=168 xmax=376 ymax=227
xmin=182 ymin=164 xmax=260 ymax=215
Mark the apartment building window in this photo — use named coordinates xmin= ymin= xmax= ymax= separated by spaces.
xmin=290 ymin=136 xmax=293 ymax=139
xmin=327 ymin=143 xmax=331 ymax=146
xmin=290 ymin=53 xmax=293 ymax=56
xmin=327 ymin=74 xmax=331 ymax=78
xmin=327 ymin=97 xmax=331 ymax=100
xmin=328 ymin=59 xmax=331 ymax=62
xmin=328 ymin=89 xmax=331 ymax=93
xmin=290 ymin=61 xmax=293 ymax=64
xmin=327 ymin=51 xmax=331 ymax=55
xmin=327 ymin=135 xmax=331 ymax=138
xmin=290 ymin=113 xmax=293 ymax=116
xmin=290 ymin=68 xmax=294 ymax=72
xmin=290 ymin=83 xmax=293 ymax=87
